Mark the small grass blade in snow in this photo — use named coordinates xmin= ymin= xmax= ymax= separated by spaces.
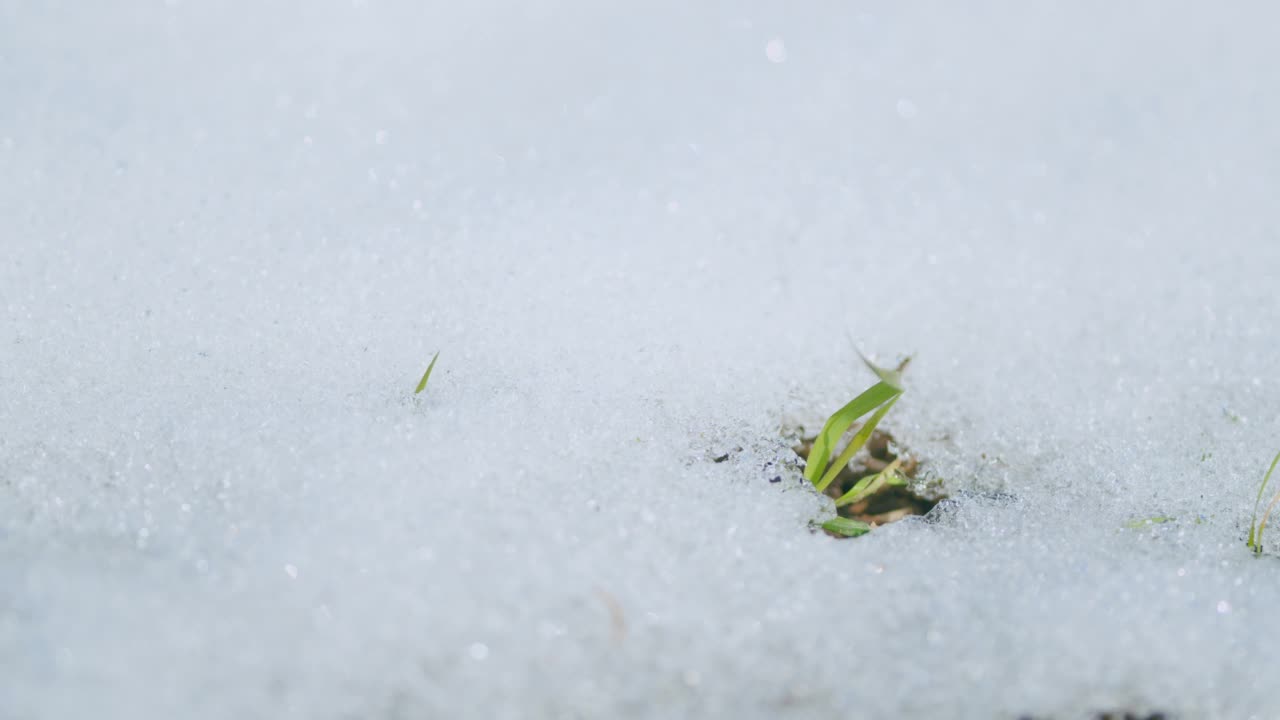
xmin=414 ymin=351 xmax=440 ymax=395
xmin=800 ymin=350 xmax=928 ymax=539
xmin=1248 ymin=449 xmax=1280 ymax=554
xmin=821 ymin=517 xmax=872 ymax=538
xmin=1124 ymin=515 xmax=1176 ymax=530
xmin=835 ymin=457 xmax=904 ymax=508
xmin=803 ymin=380 xmax=901 ymax=488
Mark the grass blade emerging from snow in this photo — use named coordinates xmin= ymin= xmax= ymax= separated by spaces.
xmin=815 ymin=394 xmax=901 ymax=494
xmin=1249 ymin=449 xmax=1280 ymax=554
xmin=414 ymin=351 xmax=441 ymax=395
xmin=803 ymin=380 xmax=901 ymax=488
xmin=1124 ymin=515 xmax=1176 ymax=530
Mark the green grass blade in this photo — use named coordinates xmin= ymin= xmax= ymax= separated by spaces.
xmin=835 ymin=457 xmax=903 ymax=507
xmin=414 ymin=351 xmax=440 ymax=395
xmin=833 ymin=475 xmax=875 ymax=507
xmin=821 ymin=517 xmax=872 ymax=537
xmin=815 ymin=394 xmax=901 ymax=494
xmin=803 ymin=380 xmax=900 ymax=486
xmin=1253 ymin=452 xmax=1280 ymax=554
xmin=1247 ymin=449 xmax=1280 ymax=552
xmin=838 ymin=473 xmax=887 ymax=507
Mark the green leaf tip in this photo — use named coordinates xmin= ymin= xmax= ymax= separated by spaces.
xmin=414 ymin=351 xmax=440 ymax=395
xmin=857 ymin=349 xmax=910 ymax=391
xmin=821 ymin=517 xmax=872 ymax=537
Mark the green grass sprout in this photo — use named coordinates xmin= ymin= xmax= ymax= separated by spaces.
xmin=1247 ymin=449 xmax=1280 ymax=554
xmin=804 ymin=353 xmax=909 ymax=493
xmin=815 ymin=394 xmax=901 ymax=493
xmin=835 ymin=457 xmax=904 ymax=508
xmin=820 ymin=517 xmax=872 ymax=538
xmin=804 ymin=351 xmax=913 ymax=539
xmin=803 ymin=380 xmax=900 ymax=491
xmin=414 ymin=351 xmax=440 ymax=395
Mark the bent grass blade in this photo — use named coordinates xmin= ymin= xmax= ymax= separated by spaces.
xmin=803 ymin=380 xmax=900 ymax=489
xmin=414 ymin=351 xmax=441 ymax=395
xmin=835 ymin=457 xmax=904 ymax=508
xmin=815 ymin=394 xmax=901 ymax=494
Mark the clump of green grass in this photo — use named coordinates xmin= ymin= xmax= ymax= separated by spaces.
xmin=805 ymin=353 xmax=909 ymax=537
xmin=1246 ymin=449 xmax=1280 ymax=554
xmin=414 ymin=351 xmax=440 ymax=396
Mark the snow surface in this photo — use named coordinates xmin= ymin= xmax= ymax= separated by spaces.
xmin=5 ymin=2 xmax=1280 ymax=718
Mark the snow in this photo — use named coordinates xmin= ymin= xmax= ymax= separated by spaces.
xmin=4 ymin=2 xmax=1280 ymax=718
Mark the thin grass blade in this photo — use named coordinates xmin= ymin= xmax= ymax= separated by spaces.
xmin=414 ymin=351 xmax=440 ymax=395
xmin=815 ymin=394 xmax=901 ymax=494
xmin=834 ymin=475 xmax=875 ymax=507
xmin=1254 ymin=454 xmax=1280 ymax=553
xmin=803 ymin=380 xmax=900 ymax=486
xmin=835 ymin=457 xmax=903 ymax=507
xmin=1256 ymin=488 xmax=1280 ymax=554
xmin=838 ymin=474 xmax=887 ymax=508
xmin=1247 ymin=449 xmax=1280 ymax=551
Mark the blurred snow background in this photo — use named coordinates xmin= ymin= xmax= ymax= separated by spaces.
xmin=4 ymin=1 xmax=1280 ymax=718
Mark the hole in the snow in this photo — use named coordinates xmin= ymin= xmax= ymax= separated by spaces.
xmin=794 ymin=427 xmax=945 ymax=537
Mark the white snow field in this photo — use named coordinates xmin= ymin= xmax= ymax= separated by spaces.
xmin=4 ymin=2 xmax=1280 ymax=718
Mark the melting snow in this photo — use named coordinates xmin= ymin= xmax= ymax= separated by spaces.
xmin=4 ymin=2 xmax=1280 ymax=718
